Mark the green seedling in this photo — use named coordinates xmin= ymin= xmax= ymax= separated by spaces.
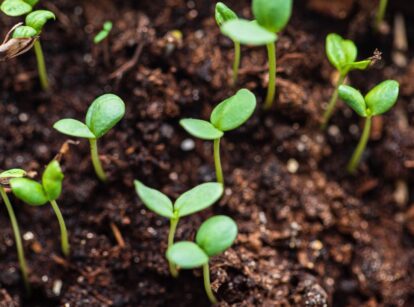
xmin=0 ymin=169 xmax=30 ymax=291
xmin=338 ymin=80 xmax=399 ymax=174
xmin=135 ymin=181 xmax=223 ymax=277
xmin=221 ymin=0 xmax=292 ymax=109
xmin=167 ymin=215 xmax=238 ymax=304
xmin=215 ymin=2 xmax=239 ymax=85
xmin=180 ymin=89 xmax=256 ymax=185
xmin=94 ymin=21 xmax=113 ymax=44
xmin=321 ymin=33 xmax=373 ymax=129
xmin=375 ymin=0 xmax=388 ymax=31
xmin=0 ymin=0 xmax=38 ymax=17
xmin=10 ymin=160 xmax=70 ymax=256
xmin=53 ymin=94 xmax=125 ymax=182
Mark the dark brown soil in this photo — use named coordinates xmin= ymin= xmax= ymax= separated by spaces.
xmin=1 ymin=0 xmax=414 ymax=306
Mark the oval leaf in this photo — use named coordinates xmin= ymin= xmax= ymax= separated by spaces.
xmin=338 ymin=85 xmax=367 ymax=117
xmin=364 ymin=80 xmax=399 ymax=116
xmin=180 ymin=119 xmax=223 ymax=140
xmin=166 ymin=241 xmax=209 ymax=269
xmin=94 ymin=21 xmax=113 ymax=44
xmin=175 ymin=182 xmax=223 ymax=217
xmin=1 ymin=0 xmax=32 ymax=17
xmin=25 ymin=10 xmax=55 ymax=32
xmin=252 ymin=0 xmax=292 ymax=33
xmin=215 ymin=2 xmax=237 ymax=27
xmin=53 ymin=119 xmax=95 ymax=139
xmin=326 ymin=33 xmax=357 ymax=72
xmin=221 ymin=19 xmax=277 ymax=46
xmin=134 ymin=181 xmax=174 ymax=218
xmin=85 ymin=94 xmax=125 ymax=138
xmin=196 ymin=215 xmax=238 ymax=257
xmin=210 ymin=89 xmax=256 ymax=131
xmin=12 ymin=26 xmax=37 ymax=38
xmin=0 ymin=169 xmax=26 ymax=179
xmin=42 ymin=160 xmax=64 ymax=201
xmin=24 ymin=0 xmax=39 ymax=6
xmin=10 ymin=178 xmax=48 ymax=206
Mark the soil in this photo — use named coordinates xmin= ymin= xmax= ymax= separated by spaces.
xmin=1 ymin=0 xmax=414 ymax=306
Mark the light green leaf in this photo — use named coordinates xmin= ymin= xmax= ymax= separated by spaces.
xmin=94 ymin=21 xmax=113 ymax=44
xmin=252 ymin=0 xmax=292 ymax=33
xmin=1 ymin=0 xmax=32 ymax=17
xmin=42 ymin=160 xmax=64 ymax=201
xmin=342 ymin=40 xmax=357 ymax=64
xmin=53 ymin=119 xmax=95 ymax=139
xmin=221 ymin=19 xmax=277 ymax=46
xmin=0 ymin=169 xmax=26 ymax=179
xmin=338 ymin=85 xmax=367 ymax=117
xmin=134 ymin=180 xmax=174 ymax=218
xmin=326 ymin=33 xmax=347 ymax=71
xmin=196 ymin=215 xmax=238 ymax=257
xmin=180 ymin=119 xmax=223 ymax=140
xmin=175 ymin=182 xmax=223 ymax=217
xmin=25 ymin=10 xmax=55 ymax=32
xmin=24 ymin=0 xmax=38 ymax=6
xmin=344 ymin=60 xmax=371 ymax=72
xmin=85 ymin=94 xmax=125 ymax=138
xmin=10 ymin=178 xmax=48 ymax=206
xmin=210 ymin=89 xmax=256 ymax=131
xmin=215 ymin=2 xmax=237 ymax=27
xmin=364 ymin=80 xmax=399 ymax=116
xmin=12 ymin=25 xmax=37 ymax=38
xmin=166 ymin=241 xmax=209 ymax=269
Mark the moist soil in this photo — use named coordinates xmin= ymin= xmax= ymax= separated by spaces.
xmin=1 ymin=0 xmax=414 ymax=306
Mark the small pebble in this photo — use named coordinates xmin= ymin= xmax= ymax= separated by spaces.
xmin=23 ymin=232 xmax=34 ymax=241
xmin=287 ymin=159 xmax=299 ymax=173
xmin=52 ymin=280 xmax=63 ymax=296
xmin=181 ymin=139 xmax=195 ymax=151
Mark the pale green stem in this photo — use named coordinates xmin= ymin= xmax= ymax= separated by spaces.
xmin=34 ymin=40 xmax=49 ymax=91
xmin=0 ymin=187 xmax=30 ymax=292
xmin=50 ymin=200 xmax=70 ymax=256
xmin=232 ymin=41 xmax=241 ymax=85
xmin=321 ymin=73 xmax=346 ymax=130
xmin=203 ymin=262 xmax=217 ymax=304
xmin=167 ymin=217 xmax=179 ymax=277
xmin=89 ymin=138 xmax=107 ymax=182
xmin=213 ymin=138 xmax=223 ymax=185
xmin=347 ymin=116 xmax=372 ymax=174
xmin=375 ymin=0 xmax=389 ymax=30
xmin=264 ymin=42 xmax=276 ymax=110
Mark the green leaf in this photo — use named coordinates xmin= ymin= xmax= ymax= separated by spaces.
xmin=134 ymin=180 xmax=174 ymax=218
xmin=364 ymin=80 xmax=399 ymax=116
xmin=10 ymin=178 xmax=48 ymax=206
xmin=24 ymin=0 xmax=38 ymax=6
xmin=341 ymin=40 xmax=357 ymax=64
xmin=326 ymin=33 xmax=357 ymax=72
xmin=12 ymin=25 xmax=37 ymax=38
xmin=166 ymin=241 xmax=209 ymax=269
xmin=1 ymin=0 xmax=32 ymax=17
xmin=180 ymin=119 xmax=223 ymax=140
xmin=196 ymin=215 xmax=238 ymax=257
xmin=85 ymin=94 xmax=125 ymax=138
xmin=0 ymin=169 xmax=26 ymax=179
xmin=338 ymin=85 xmax=367 ymax=117
xmin=174 ymin=182 xmax=223 ymax=217
xmin=221 ymin=19 xmax=277 ymax=46
xmin=210 ymin=89 xmax=256 ymax=131
xmin=25 ymin=10 xmax=55 ymax=32
xmin=344 ymin=60 xmax=371 ymax=72
xmin=94 ymin=21 xmax=113 ymax=44
xmin=53 ymin=119 xmax=95 ymax=139
xmin=252 ymin=0 xmax=292 ymax=33
xmin=215 ymin=2 xmax=237 ymax=27
xmin=42 ymin=160 xmax=64 ymax=201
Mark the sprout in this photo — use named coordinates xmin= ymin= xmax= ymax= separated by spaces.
xmin=167 ymin=215 xmax=238 ymax=304
xmin=338 ymin=80 xmax=399 ymax=174
xmin=9 ymin=160 xmax=70 ymax=256
xmin=180 ymin=89 xmax=256 ymax=184
xmin=221 ymin=0 xmax=292 ymax=109
xmin=53 ymin=94 xmax=125 ymax=182
xmin=375 ymin=0 xmax=388 ymax=31
xmin=0 ymin=0 xmax=38 ymax=17
xmin=321 ymin=33 xmax=373 ymax=129
xmin=94 ymin=21 xmax=113 ymax=44
xmin=0 ymin=169 xmax=30 ymax=291
xmin=215 ymin=2 xmax=239 ymax=85
xmin=0 ymin=22 xmax=37 ymax=60
xmin=135 ymin=181 xmax=223 ymax=277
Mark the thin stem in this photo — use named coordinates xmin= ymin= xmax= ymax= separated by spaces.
xmin=264 ymin=42 xmax=276 ymax=110
xmin=375 ymin=0 xmax=389 ymax=30
xmin=89 ymin=138 xmax=107 ymax=182
xmin=167 ymin=217 xmax=179 ymax=277
xmin=232 ymin=41 xmax=241 ymax=85
xmin=33 ymin=40 xmax=49 ymax=91
xmin=0 ymin=187 xmax=30 ymax=292
xmin=321 ymin=73 xmax=346 ymax=130
xmin=213 ymin=138 xmax=223 ymax=185
xmin=347 ymin=116 xmax=372 ymax=174
xmin=203 ymin=262 xmax=217 ymax=304
xmin=49 ymin=200 xmax=70 ymax=256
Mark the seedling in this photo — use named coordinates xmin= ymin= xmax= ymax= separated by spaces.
xmin=135 ymin=181 xmax=223 ymax=277
xmin=0 ymin=22 xmax=37 ymax=60
xmin=0 ymin=0 xmax=38 ymax=17
xmin=221 ymin=0 xmax=292 ymax=109
xmin=180 ymin=89 xmax=256 ymax=184
xmin=53 ymin=93 xmax=125 ymax=182
xmin=10 ymin=160 xmax=70 ymax=256
xmin=94 ymin=21 xmax=113 ymax=44
xmin=215 ymin=2 xmax=239 ymax=85
xmin=375 ymin=0 xmax=388 ymax=31
xmin=338 ymin=80 xmax=399 ymax=174
xmin=321 ymin=33 xmax=373 ymax=129
xmin=0 ymin=169 xmax=30 ymax=291
xmin=167 ymin=215 xmax=238 ymax=304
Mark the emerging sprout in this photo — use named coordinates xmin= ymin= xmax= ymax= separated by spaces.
xmin=53 ymin=93 xmax=125 ymax=182
xmin=94 ymin=21 xmax=113 ymax=44
xmin=338 ymin=80 xmax=399 ymax=174
xmin=135 ymin=181 xmax=223 ymax=277
xmin=375 ymin=0 xmax=388 ymax=31
xmin=10 ymin=160 xmax=70 ymax=256
xmin=167 ymin=215 xmax=238 ymax=304
xmin=221 ymin=0 xmax=292 ymax=109
xmin=0 ymin=169 xmax=30 ymax=291
xmin=0 ymin=0 xmax=37 ymax=17
xmin=215 ymin=2 xmax=239 ymax=85
xmin=180 ymin=89 xmax=256 ymax=184
xmin=0 ymin=22 xmax=37 ymax=61
xmin=321 ymin=33 xmax=373 ymax=129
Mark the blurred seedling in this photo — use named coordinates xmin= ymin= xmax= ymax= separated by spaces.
xmin=94 ymin=21 xmax=112 ymax=65
xmin=135 ymin=181 xmax=223 ymax=277
xmin=0 ymin=0 xmax=38 ymax=17
xmin=375 ymin=0 xmax=388 ymax=32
